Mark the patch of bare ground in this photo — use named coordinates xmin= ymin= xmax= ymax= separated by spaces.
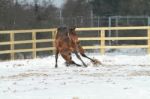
xmin=128 ymin=71 xmax=150 ymax=76
xmin=0 ymin=72 xmax=48 ymax=80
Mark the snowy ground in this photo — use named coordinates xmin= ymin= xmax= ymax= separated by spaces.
xmin=0 ymin=49 xmax=150 ymax=99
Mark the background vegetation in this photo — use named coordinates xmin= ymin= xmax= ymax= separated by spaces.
xmin=0 ymin=0 xmax=150 ymax=29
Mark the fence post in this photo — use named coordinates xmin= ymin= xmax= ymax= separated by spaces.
xmin=148 ymin=28 xmax=150 ymax=54
xmin=100 ymin=30 xmax=105 ymax=54
xmin=32 ymin=31 xmax=36 ymax=58
xmin=10 ymin=32 xmax=14 ymax=60
xmin=52 ymin=30 xmax=56 ymax=54
xmin=108 ymin=17 xmax=112 ymax=45
xmin=148 ymin=17 xmax=150 ymax=26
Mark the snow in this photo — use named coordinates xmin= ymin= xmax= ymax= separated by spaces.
xmin=0 ymin=48 xmax=150 ymax=99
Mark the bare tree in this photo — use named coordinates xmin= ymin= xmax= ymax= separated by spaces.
xmin=62 ymin=0 xmax=91 ymax=17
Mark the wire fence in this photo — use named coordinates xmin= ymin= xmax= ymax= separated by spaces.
xmin=56 ymin=16 xmax=149 ymax=45
xmin=56 ymin=16 xmax=150 ymax=27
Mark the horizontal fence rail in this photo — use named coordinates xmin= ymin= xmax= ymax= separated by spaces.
xmin=0 ymin=26 xmax=150 ymax=60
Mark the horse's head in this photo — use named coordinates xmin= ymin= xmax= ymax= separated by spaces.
xmin=57 ymin=27 xmax=68 ymax=36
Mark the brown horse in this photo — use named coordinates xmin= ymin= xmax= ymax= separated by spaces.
xmin=55 ymin=27 xmax=101 ymax=68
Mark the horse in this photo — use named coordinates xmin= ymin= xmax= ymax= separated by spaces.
xmin=55 ymin=27 xmax=101 ymax=68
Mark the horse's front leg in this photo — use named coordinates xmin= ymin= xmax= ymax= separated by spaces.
xmin=55 ymin=50 xmax=59 ymax=68
xmin=61 ymin=52 xmax=81 ymax=67
xmin=66 ymin=61 xmax=81 ymax=67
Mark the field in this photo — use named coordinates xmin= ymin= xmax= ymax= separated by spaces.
xmin=0 ymin=49 xmax=150 ymax=99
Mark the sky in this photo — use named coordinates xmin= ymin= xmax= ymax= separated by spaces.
xmin=20 ymin=0 xmax=65 ymax=8
xmin=52 ymin=0 xmax=65 ymax=8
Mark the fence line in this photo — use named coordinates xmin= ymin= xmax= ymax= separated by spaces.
xmin=0 ymin=26 xmax=150 ymax=60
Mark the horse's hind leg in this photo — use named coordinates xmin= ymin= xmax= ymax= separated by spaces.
xmin=61 ymin=53 xmax=81 ymax=67
xmin=78 ymin=45 xmax=101 ymax=64
xmin=78 ymin=45 xmax=93 ymax=61
xmin=81 ymin=53 xmax=94 ymax=62
xmin=74 ymin=51 xmax=87 ymax=67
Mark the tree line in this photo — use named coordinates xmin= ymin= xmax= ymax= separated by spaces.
xmin=0 ymin=0 xmax=150 ymax=30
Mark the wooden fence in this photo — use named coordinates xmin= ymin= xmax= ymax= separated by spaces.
xmin=0 ymin=26 xmax=150 ymax=60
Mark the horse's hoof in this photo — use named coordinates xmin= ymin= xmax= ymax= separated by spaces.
xmin=55 ymin=65 xmax=58 ymax=68
xmin=92 ymin=59 xmax=101 ymax=66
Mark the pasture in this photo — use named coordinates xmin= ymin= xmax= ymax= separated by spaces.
xmin=0 ymin=49 xmax=150 ymax=99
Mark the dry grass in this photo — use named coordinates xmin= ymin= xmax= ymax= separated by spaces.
xmin=0 ymin=72 xmax=48 ymax=80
